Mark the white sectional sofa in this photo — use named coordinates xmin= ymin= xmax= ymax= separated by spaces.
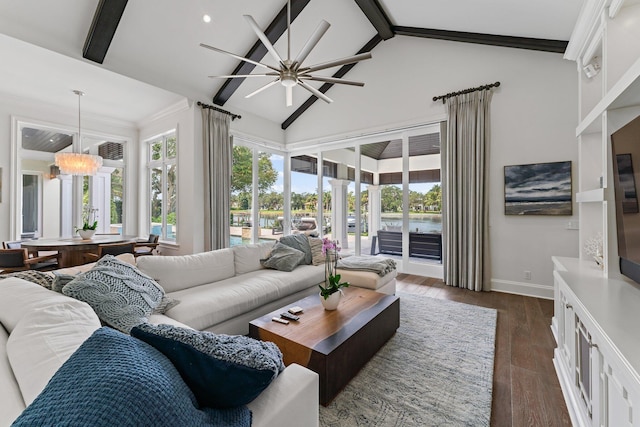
xmin=136 ymin=241 xmax=326 ymax=335
xmin=0 ymin=240 xmax=396 ymax=426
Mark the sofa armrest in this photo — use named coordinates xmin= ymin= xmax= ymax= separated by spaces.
xmin=247 ymin=363 xmax=319 ymax=427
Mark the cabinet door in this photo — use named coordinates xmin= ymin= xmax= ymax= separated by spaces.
xmin=601 ymin=358 xmax=638 ymax=427
xmin=559 ymin=289 xmax=575 ymax=371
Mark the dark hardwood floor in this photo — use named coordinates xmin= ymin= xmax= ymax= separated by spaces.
xmin=396 ymin=273 xmax=572 ymax=427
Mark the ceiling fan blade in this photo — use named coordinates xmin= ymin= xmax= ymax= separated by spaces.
xmin=245 ymin=79 xmax=281 ymax=99
xmin=200 ymin=43 xmax=280 ymax=72
xmin=243 ymin=15 xmax=284 ymax=66
xmin=208 ymin=73 xmax=278 ymax=79
xmin=292 ymin=20 xmax=330 ymax=69
xmin=300 ymin=75 xmax=365 ymax=86
xmin=299 ymin=52 xmax=372 ymax=74
xmin=297 ymin=80 xmax=333 ymax=104
xmin=286 ymin=85 xmax=293 ymax=107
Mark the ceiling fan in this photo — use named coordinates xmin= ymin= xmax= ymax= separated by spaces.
xmin=200 ymin=0 xmax=372 ymax=107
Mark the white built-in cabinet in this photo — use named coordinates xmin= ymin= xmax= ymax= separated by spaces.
xmin=553 ymin=1 xmax=640 ymax=426
xmin=552 ymin=257 xmax=640 ymax=427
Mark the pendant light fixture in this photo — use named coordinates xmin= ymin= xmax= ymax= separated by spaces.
xmin=54 ymin=90 xmax=103 ymax=176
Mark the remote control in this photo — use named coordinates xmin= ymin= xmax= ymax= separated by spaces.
xmin=272 ymin=317 xmax=289 ymax=324
xmin=288 ymin=306 xmax=304 ymax=315
xmin=280 ymin=312 xmax=299 ymax=321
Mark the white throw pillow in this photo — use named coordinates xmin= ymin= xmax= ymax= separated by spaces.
xmin=6 ymin=300 xmax=101 ymax=405
xmin=0 ymin=279 xmax=77 ymax=333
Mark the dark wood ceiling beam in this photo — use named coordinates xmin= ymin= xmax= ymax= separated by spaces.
xmin=393 ymin=26 xmax=568 ymax=54
xmin=353 ymin=0 xmax=394 ymax=40
xmin=281 ymin=35 xmax=383 ymax=130
xmin=83 ymin=0 xmax=128 ymax=64
xmin=213 ymin=0 xmax=311 ymax=106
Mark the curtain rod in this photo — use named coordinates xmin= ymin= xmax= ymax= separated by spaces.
xmin=432 ymin=81 xmax=501 ymax=104
xmin=196 ymin=101 xmax=241 ymax=121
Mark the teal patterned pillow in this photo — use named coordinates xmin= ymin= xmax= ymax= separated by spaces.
xmin=132 ymin=323 xmax=284 ymax=408
xmin=62 ymin=255 xmax=164 ymax=333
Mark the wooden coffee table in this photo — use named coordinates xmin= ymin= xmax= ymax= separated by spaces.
xmin=249 ymin=287 xmax=400 ymax=405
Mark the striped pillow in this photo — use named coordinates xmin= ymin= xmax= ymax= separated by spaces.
xmin=307 ymin=236 xmax=325 ymax=266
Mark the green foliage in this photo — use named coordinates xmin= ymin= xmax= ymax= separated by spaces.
xmin=231 ymin=146 xmax=278 ymax=196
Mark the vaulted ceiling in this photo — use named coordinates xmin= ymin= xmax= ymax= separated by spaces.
xmin=0 ymin=0 xmax=583 ymax=127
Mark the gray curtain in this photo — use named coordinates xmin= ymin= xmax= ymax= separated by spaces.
xmin=442 ymin=90 xmax=493 ymax=291
xmin=202 ymin=109 xmax=231 ymax=251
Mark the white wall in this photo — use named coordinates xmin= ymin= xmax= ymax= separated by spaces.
xmin=286 ymin=36 xmax=580 ymax=297
xmin=0 ymin=93 xmax=138 ymax=244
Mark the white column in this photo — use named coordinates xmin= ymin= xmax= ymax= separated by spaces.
xmin=368 ymin=185 xmax=381 ymax=237
xmin=329 ymin=179 xmax=349 ymax=249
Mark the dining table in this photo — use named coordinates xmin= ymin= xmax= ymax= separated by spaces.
xmin=21 ymin=235 xmax=138 ymax=268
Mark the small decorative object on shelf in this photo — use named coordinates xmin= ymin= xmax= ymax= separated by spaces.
xmin=75 ymin=206 xmax=99 ymax=240
xmin=319 ymin=238 xmax=349 ymax=310
xmin=583 ymin=233 xmax=604 ymax=268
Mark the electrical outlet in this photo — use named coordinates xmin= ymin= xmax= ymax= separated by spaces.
xmin=524 ymin=270 xmax=532 ymax=280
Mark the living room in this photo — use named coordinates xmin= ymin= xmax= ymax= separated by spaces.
xmin=1 ymin=0 xmax=640 ymax=426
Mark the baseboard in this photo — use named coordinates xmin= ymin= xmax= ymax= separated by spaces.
xmin=489 ymin=279 xmax=553 ymax=299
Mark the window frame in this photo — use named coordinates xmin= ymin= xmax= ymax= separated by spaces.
xmin=146 ymin=130 xmax=178 ymax=243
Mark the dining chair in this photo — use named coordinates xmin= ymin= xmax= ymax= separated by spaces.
xmin=134 ymin=234 xmax=159 ymax=258
xmin=0 ymin=248 xmax=60 ymax=274
xmin=84 ymin=242 xmax=137 ymax=263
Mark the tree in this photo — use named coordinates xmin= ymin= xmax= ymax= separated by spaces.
xmin=381 ymin=185 xmax=403 ymax=212
xmin=231 ymin=146 xmax=278 ymax=196
xmin=425 ymin=184 xmax=442 ymax=211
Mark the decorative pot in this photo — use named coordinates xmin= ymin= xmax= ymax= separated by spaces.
xmin=78 ymin=229 xmax=96 ymax=240
xmin=320 ymin=291 xmax=342 ymax=311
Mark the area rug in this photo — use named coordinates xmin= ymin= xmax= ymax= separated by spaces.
xmin=319 ymin=292 xmax=497 ymax=427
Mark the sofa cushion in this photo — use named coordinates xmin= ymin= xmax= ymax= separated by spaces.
xmin=260 ymin=241 xmax=305 ymax=272
xmin=0 ymin=325 xmax=25 ymax=426
xmin=132 ymin=323 xmax=284 ymax=408
xmin=11 ymin=327 xmax=250 ymax=427
xmin=137 ymin=248 xmax=235 ymax=293
xmin=233 ymin=241 xmax=276 ymax=274
xmin=279 ymin=234 xmax=312 ymax=265
xmin=6 ymin=300 xmax=101 ymax=405
xmin=165 ymin=264 xmax=325 ymax=331
xmin=0 ymin=278 xmax=78 ymax=333
xmin=62 ymin=255 xmax=164 ymax=333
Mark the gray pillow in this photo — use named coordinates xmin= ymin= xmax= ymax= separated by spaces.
xmin=62 ymin=255 xmax=164 ymax=333
xmin=279 ymin=233 xmax=312 ymax=265
xmin=52 ymin=272 xmax=77 ymax=293
xmin=260 ymin=242 xmax=305 ymax=272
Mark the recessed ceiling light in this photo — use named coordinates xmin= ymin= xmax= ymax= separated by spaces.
xmin=203 ymin=14 xmax=211 ymax=23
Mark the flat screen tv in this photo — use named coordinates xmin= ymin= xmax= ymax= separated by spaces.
xmin=611 ymin=114 xmax=640 ymax=284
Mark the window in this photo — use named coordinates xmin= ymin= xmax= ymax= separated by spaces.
xmin=147 ymin=131 xmax=177 ymax=242
xmin=230 ymin=142 xmax=284 ymax=246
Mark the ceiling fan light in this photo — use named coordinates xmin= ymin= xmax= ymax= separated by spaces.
xmin=281 ymin=75 xmax=297 ymax=87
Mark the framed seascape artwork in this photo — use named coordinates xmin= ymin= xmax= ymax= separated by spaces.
xmin=615 ymin=153 xmax=639 ymax=214
xmin=504 ymin=161 xmax=572 ymax=216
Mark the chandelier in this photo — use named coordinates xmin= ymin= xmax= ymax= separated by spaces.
xmin=55 ymin=90 xmax=103 ymax=176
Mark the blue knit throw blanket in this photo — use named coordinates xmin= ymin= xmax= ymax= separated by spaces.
xmin=12 ymin=327 xmax=251 ymax=427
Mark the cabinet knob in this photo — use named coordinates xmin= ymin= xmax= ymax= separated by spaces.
xmin=565 ymin=303 xmax=573 ymax=309
xmin=590 ymin=341 xmax=598 ymax=349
